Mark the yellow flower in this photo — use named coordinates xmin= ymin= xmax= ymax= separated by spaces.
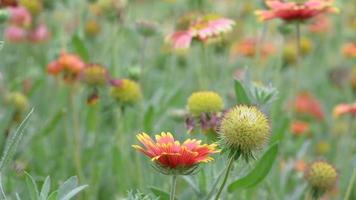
xmin=5 ymin=92 xmax=29 ymax=112
xmin=220 ymin=105 xmax=270 ymax=159
xmin=110 ymin=79 xmax=142 ymax=104
xmin=187 ymin=91 xmax=223 ymax=116
xmin=306 ymin=161 xmax=337 ymax=198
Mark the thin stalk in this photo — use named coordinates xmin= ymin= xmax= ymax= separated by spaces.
xmin=170 ymin=175 xmax=177 ymax=200
xmin=344 ymin=167 xmax=356 ymax=200
xmin=294 ymin=22 xmax=301 ymax=93
xmin=214 ymin=156 xmax=235 ymax=200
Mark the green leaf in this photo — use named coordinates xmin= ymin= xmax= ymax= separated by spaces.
xmin=40 ymin=176 xmax=51 ymax=200
xmin=227 ymin=143 xmax=279 ymax=192
xmin=149 ymin=187 xmax=174 ymax=200
xmin=234 ymin=80 xmax=251 ymax=105
xmin=58 ymin=176 xmax=78 ymax=199
xmin=143 ymin=106 xmax=154 ymax=132
xmin=25 ymin=172 xmax=39 ymax=200
xmin=72 ymin=34 xmax=89 ymax=61
xmin=59 ymin=185 xmax=88 ymax=200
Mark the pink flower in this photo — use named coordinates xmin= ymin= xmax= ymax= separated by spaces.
xmin=8 ymin=6 xmax=32 ymax=27
xmin=28 ymin=24 xmax=50 ymax=43
xmin=167 ymin=15 xmax=235 ymax=50
xmin=5 ymin=26 xmax=27 ymax=42
xmin=255 ymin=0 xmax=339 ymax=22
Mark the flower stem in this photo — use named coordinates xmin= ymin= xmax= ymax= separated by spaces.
xmin=214 ymin=155 xmax=235 ymax=200
xmin=344 ymin=167 xmax=356 ymax=200
xmin=294 ymin=22 xmax=301 ymax=99
xmin=170 ymin=175 xmax=177 ymax=200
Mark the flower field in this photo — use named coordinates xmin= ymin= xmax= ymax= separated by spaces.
xmin=0 ymin=0 xmax=355 ymax=199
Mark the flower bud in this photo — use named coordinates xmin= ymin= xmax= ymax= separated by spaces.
xmin=187 ymin=91 xmax=224 ymax=116
xmin=110 ymin=79 xmax=142 ymax=104
xmin=306 ymin=161 xmax=337 ymax=198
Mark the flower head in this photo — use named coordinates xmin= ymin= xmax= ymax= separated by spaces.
xmin=290 ymin=120 xmax=310 ymax=136
xmin=47 ymin=52 xmax=85 ymax=82
xmin=305 ymin=161 xmax=338 ymax=198
xmin=5 ymin=91 xmax=29 ymax=113
xmin=292 ymin=91 xmax=324 ymax=121
xmin=8 ymin=6 xmax=32 ymax=27
xmin=255 ymin=0 xmax=339 ymax=22
xmin=167 ymin=14 xmax=235 ymax=50
xmin=80 ymin=64 xmax=108 ymax=87
xmin=220 ymin=105 xmax=270 ymax=160
xmin=342 ymin=42 xmax=356 ymax=58
xmin=28 ymin=24 xmax=50 ymax=43
xmin=132 ymin=132 xmax=220 ymax=175
xmin=110 ymin=79 xmax=142 ymax=104
xmin=230 ymin=38 xmax=275 ymax=59
xmin=187 ymin=91 xmax=224 ymax=116
xmin=5 ymin=25 xmax=27 ymax=42
xmin=333 ymin=103 xmax=356 ymax=118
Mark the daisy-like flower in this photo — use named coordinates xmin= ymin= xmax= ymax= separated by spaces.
xmin=167 ymin=14 xmax=235 ymax=50
xmin=292 ymin=91 xmax=324 ymax=121
xmin=333 ymin=103 xmax=356 ymax=118
xmin=132 ymin=132 xmax=219 ymax=175
xmin=255 ymin=0 xmax=339 ymax=22
xmin=290 ymin=120 xmax=310 ymax=136
xmin=342 ymin=42 xmax=356 ymax=58
xmin=230 ymin=38 xmax=276 ymax=59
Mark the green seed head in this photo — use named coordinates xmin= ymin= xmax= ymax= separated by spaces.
xmin=306 ymin=161 xmax=337 ymax=197
xmin=5 ymin=92 xmax=29 ymax=113
xmin=110 ymin=79 xmax=142 ymax=104
xmin=187 ymin=91 xmax=224 ymax=116
xmin=220 ymin=105 xmax=270 ymax=159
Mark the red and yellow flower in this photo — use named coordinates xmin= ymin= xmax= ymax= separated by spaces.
xmin=255 ymin=0 xmax=338 ymax=22
xmin=47 ymin=52 xmax=85 ymax=82
xmin=132 ymin=132 xmax=219 ymax=174
xmin=333 ymin=103 xmax=356 ymax=118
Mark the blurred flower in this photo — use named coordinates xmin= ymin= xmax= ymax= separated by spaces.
xmin=309 ymin=15 xmax=331 ymax=33
xmin=290 ymin=120 xmax=310 ymax=136
xmin=0 ymin=0 xmax=18 ymax=7
xmin=132 ymin=132 xmax=219 ymax=175
xmin=220 ymin=105 xmax=270 ymax=160
xmin=4 ymin=25 xmax=27 ymax=42
xmin=167 ymin=14 xmax=235 ymax=50
xmin=187 ymin=91 xmax=224 ymax=116
xmin=283 ymin=44 xmax=297 ymax=65
xmin=332 ymin=103 xmax=356 ymax=118
xmin=5 ymin=91 xmax=29 ymax=113
xmin=8 ymin=6 xmax=31 ymax=27
xmin=85 ymin=19 xmax=101 ymax=37
xmin=300 ymin=37 xmax=313 ymax=55
xmin=342 ymin=42 xmax=356 ymax=58
xmin=294 ymin=159 xmax=307 ymax=173
xmin=80 ymin=64 xmax=108 ymax=87
xmin=110 ymin=79 xmax=142 ymax=104
xmin=315 ymin=140 xmax=330 ymax=155
xmin=305 ymin=161 xmax=338 ymax=199
xmin=47 ymin=52 xmax=86 ymax=82
xmin=255 ymin=0 xmax=339 ymax=22
xmin=19 ymin=0 xmax=42 ymax=16
xmin=230 ymin=38 xmax=275 ymax=59
xmin=292 ymin=91 xmax=324 ymax=121
xmin=28 ymin=24 xmax=50 ymax=43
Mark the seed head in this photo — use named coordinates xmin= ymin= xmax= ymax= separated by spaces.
xmin=187 ymin=91 xmax=223 ymax=116
xmin=110 ymin=79 xmax=142 ymax=104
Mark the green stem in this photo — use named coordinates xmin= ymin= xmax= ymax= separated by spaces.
xmin=344 ymin=167 xmax=356 ymax=200
xmin=214 ymin=156 xmax=235 ymax=200
xmin=294 ymin=22 xmax=301 ymax=104
xmin=170 ymin=175 xmax=177 ymax=200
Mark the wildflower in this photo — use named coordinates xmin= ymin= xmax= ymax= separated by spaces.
xmin=132 ymin=132 xmax=219 ymax=175
xmin=290 ymin=120 xmax=310 ymax=136
xmin=342 ymin=42 xmax=356 ymax=58
xmin=255 ymin=0 xmax=339 ymax=22
xmin=294 ymin=159 xmax=307 ymax=173
xmin=332 ymin=103 xmax=356 ymax=118
xmin=8 ymin=6 xmax=32 ymax=27
xmin=305 ymin=161 xmax=338 ymax=198
xmin=167 ymin=14 xmax=235 ymax=50
xmin=28 ymin=24 xmax=50 ymax=43
xmin=110 ymin=79 xmax=142 ymax=104
xmin=187 ymin=91 xmax=224 ymax=116
xmin=315 ymin=140 xmax=330 ymax=155
xmin=0 ymin=0 xmax=18 ymax=7
xmin=292 ymin=91 xmax=324 ymax=121
xmin=283 ymin=44 xmax=297 ymax=65
xmin=85 ymin=19 xmax=101 ymax=37
xmin=230 ymin=38 xmax=275 ymax=59
xmin=80 ymin=64 xmax=108 ymax=87
xmin=5 ymin=91 xmax=29 ymax=113
xmin=308 ymin=15 xmax=331 ymax=33
xmin=46 ymin=52 xmax=85 ymax=82
xmin=4 ymin=25 xmax=27 ymax=42
xmin=19 ymin=0 xmax=43 ymax=16
xmin=220 ymin=105 xmax=270 ymax=160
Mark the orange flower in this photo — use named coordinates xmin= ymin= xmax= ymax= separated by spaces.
xmin=292 ymin=91 xmax=324 ymax=121
xmin=294 ymin=160 xmax=307 ymax=173
xmin=47 ymin=52 xmax=86 ymax=82
xmin=255 ymin=0 xmax=338 ymax=22
xmin=333 ymin=103 xmax=356 ymax=118
xmin=342 ymin=42 xmax=356 ymax=58
xmin=132 ymin=132 xmax=219 ymax=174
xmin=291 ymin=121 xmax=310 ymax=136
xmin=230 ymin=38 xmax=275 ymax=59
